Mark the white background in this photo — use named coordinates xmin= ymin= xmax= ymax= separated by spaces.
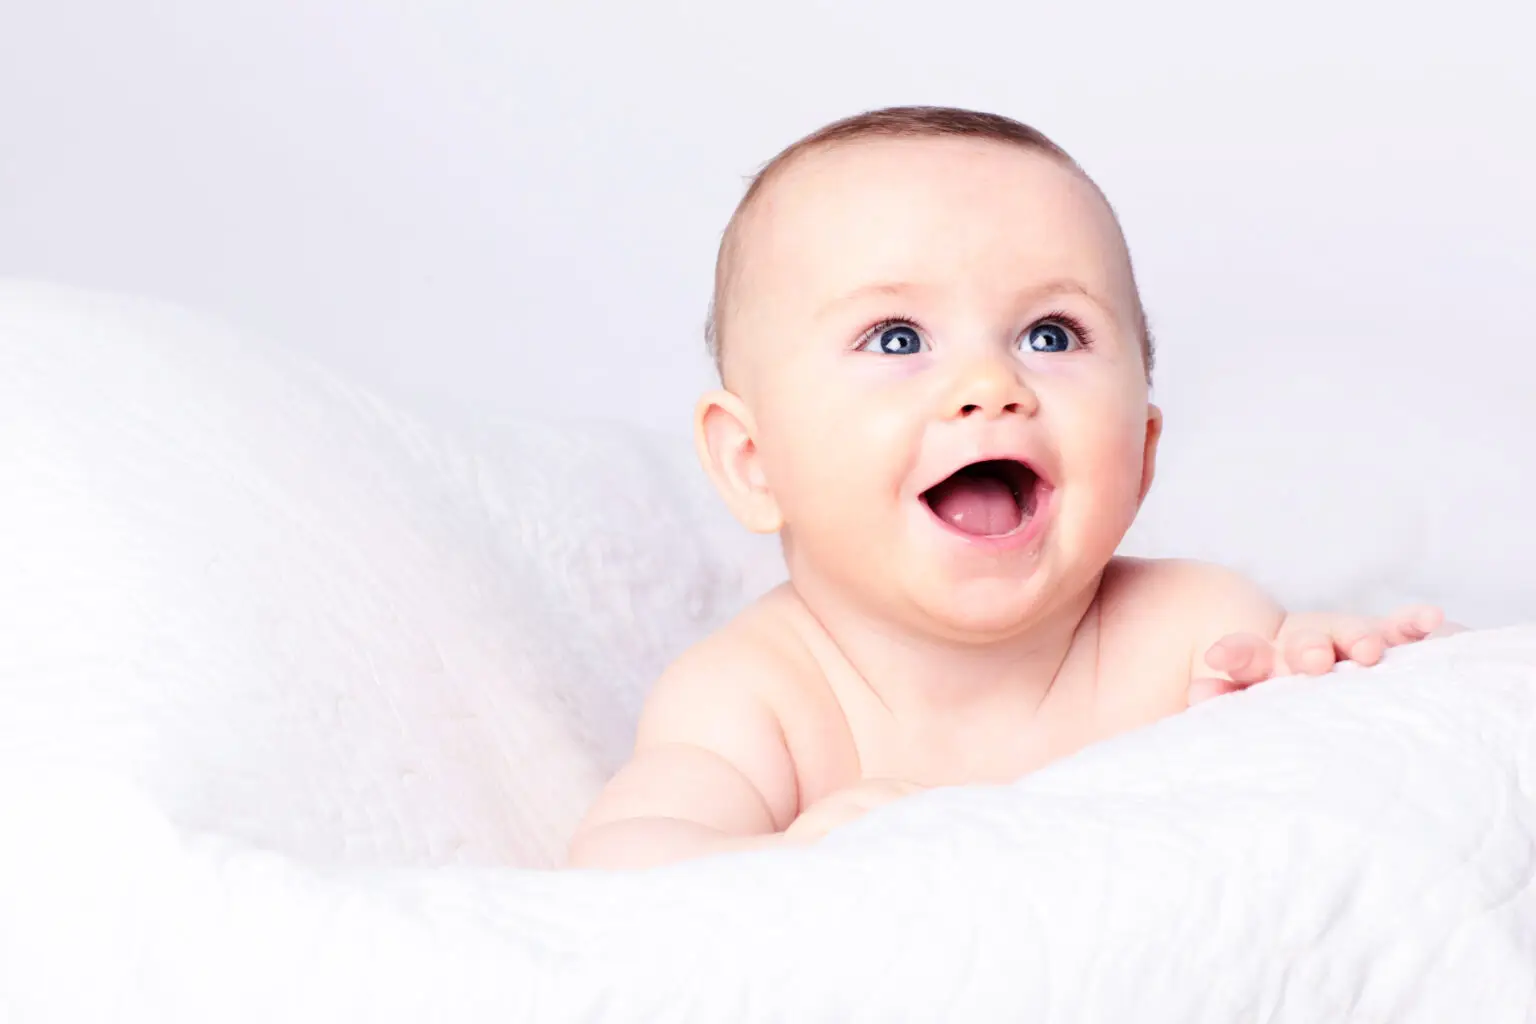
xmin=2 ymin=0 xmax=1533 ymax=622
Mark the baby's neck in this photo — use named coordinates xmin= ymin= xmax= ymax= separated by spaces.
xmin=787 ymin=571 xmax=1102 ymax=727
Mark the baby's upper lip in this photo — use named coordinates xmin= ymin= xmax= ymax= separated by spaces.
xmin=916 ymin=447 xmax=1054 ymax=496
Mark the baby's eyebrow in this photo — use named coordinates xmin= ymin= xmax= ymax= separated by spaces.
xmin=1023 ymin=279 xmax=1121 ymax=323
xmin=815 ymin=280 xmax=934 ymax=319
xmin=816 ymin=277 xmax=1112 ymax=320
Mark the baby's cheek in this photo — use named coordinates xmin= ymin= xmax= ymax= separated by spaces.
xmin=1062 ymin=416 xmax=1151 ymax=522
xmin=760 ymin=418 xmax=875 ymax=527
xmin=1069 ymin=407 xmax=1145 ymax=471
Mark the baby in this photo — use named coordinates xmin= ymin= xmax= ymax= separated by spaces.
xmin=568 ymin=106 xmax=1445 ymax=869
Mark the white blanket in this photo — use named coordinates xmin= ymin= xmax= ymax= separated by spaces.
xmin=1 ymin=281 xmax=1534 ymax=1021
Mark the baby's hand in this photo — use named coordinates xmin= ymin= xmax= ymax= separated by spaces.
xmin=783 ymin=778 xmax=924 ymax=844
xmin=1191 ymin=605 xmax=1448 ymax=704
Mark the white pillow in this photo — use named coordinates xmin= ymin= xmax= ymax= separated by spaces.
xmin=2 ymin=629 xmax=1533 ymax=1021
xmin=0 ymin=278 xmax=781 ymax=869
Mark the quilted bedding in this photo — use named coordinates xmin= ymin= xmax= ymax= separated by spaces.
xmin=1 ymin=281 xmax=1534 ymax=1021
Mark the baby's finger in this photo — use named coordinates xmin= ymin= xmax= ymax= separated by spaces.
xmin=1326 ymin=615 xmax=1386 ymax=666
xmin=1203 ymin=633 xmax=1275 ymax=684
xmin=1382 ymin=605 xmax=1445 ymax=645
xmin=1283 ymin=629 xmax=1337 ymax=676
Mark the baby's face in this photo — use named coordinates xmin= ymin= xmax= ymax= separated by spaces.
xmin=720 ymin=137 xmax=1159 ymax=639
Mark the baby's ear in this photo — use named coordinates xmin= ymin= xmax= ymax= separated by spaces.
xmin=694 ymin=389 xmax=784 ymax=533
xmin=1138 ymin=403 xmax=1163 ymax=504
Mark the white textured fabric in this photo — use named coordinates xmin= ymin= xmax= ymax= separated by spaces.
xmin=2 ymin=631 xmax=1535 ymax=1021
xmin=1 ymin=281 xmax=1534 ymax=1021
xmin=0 ymin=279 xmax=782 ymax=872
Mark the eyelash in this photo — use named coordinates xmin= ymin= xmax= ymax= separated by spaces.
xmin=854 ymin=310 xmax=1097 ymax=352
xmin=1034 ymin=310 xmax=1095 ymax=351
xmin=853 ymin=313 xmax=926 ymax=351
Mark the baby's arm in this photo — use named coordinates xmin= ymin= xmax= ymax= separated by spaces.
xmin=566 ymin=634 xmax=800 ymax=869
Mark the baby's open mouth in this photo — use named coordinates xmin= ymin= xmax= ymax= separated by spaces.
xmin=920 ymin=459 xmax=1041 ymax=538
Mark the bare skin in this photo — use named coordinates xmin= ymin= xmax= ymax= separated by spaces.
xmin=570 ymin=562 xmax=1441 ymax=868
xmin=567 ymin=135 xmax=1447 ymax=870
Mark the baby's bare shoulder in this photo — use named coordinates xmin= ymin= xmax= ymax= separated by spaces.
xmin=1094 ymin=556 xmax=1285 ymax=678
xmin=652 ymin=584 xmax=827 ymax=708
xmin=632 ymin=584 xmax=847 ymax=822
xmin=1101 ymin=556 xmax=1277 ymax=614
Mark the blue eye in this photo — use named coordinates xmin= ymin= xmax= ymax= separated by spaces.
xmin=1025 ymin=320 xmax=1078 ymax=353
xmin=860 ymin=323 xmax=925 ymax=355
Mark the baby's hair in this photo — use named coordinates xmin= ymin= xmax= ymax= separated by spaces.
xmin=706 ymin=105 xmax=1154 ymax=382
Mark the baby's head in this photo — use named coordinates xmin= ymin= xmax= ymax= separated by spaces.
xmin=696 ymin=106 xmax=1162 ymax=641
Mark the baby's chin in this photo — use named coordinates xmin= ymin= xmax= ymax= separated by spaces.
xmin=899 ymin=574 xmax=1062 ymax=642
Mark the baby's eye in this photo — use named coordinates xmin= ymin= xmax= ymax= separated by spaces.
xmin=859 ymin=323 xmax=926 ymax=356
xmin=1023 ymin=319 xmax=1079 ymax=353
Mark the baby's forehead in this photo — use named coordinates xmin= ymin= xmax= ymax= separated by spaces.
xmin=759 ymin=135 xmax=1095 ymax=215
xmin=733 ymin=137 xmax=1130 ymax=308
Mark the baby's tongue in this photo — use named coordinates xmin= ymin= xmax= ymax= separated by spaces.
xmin=925 ymin=473 xmax=1022 ymax=536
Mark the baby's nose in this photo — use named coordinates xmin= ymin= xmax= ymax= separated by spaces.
xmin=949 ymin=357 xmax=1037 ymax=419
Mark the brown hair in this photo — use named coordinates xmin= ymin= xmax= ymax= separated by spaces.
xmin=705 ymin=105 xmax=1153 ymax=380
